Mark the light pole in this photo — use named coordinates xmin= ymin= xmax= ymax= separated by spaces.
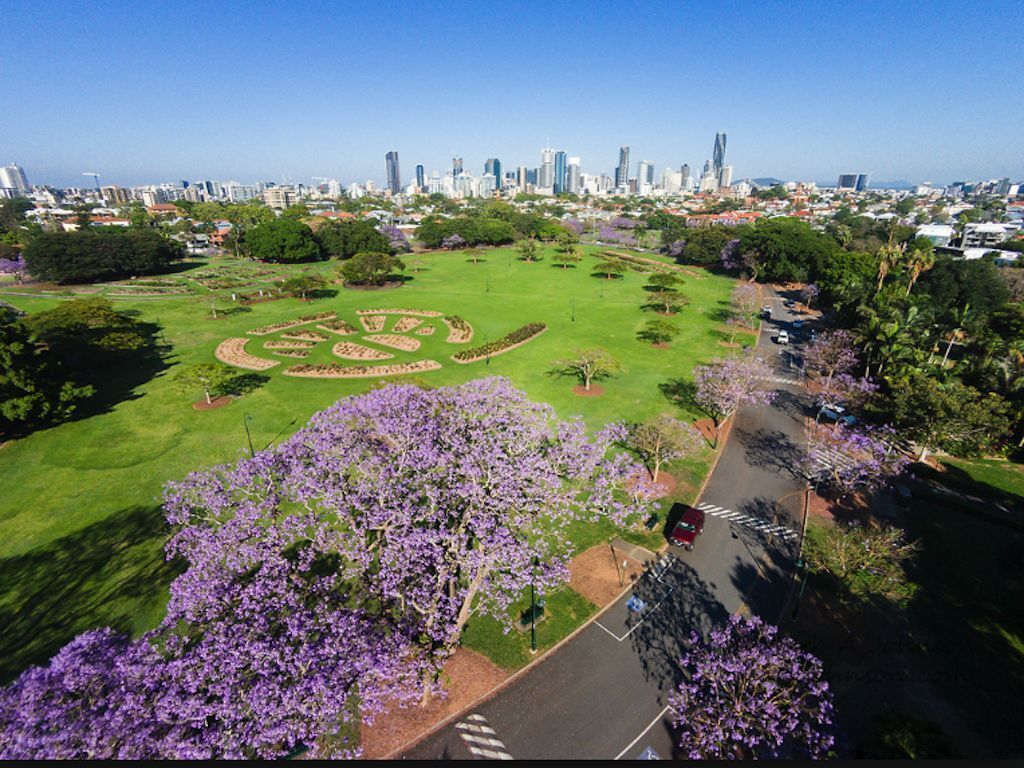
xmin=530 ymin=556 xmax=539 ymax=654
xmin=243 ymin=412 xmax=255 ymax=457
xmin=609 ymin=539 xmax=623 ymax=588
xmin=570 ymin=299 xmax=575 ymax=323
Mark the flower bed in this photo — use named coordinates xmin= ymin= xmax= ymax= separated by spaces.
xmin=415 ymin=325 xmax=435 ymax=336
xmin=332 ymin=342 xmax=394 ymax=361
xmin=272 ymin=349 xmax=310 ymax=359
xmin=283 ymin=360 xmax=442 ymax=378
xmin=264 ymin=340 xmax=315 ymax=350
xmin=214 ymin=338 xmax=280 ymax=371
xmin=248 ymin=312 xmax=336 ymax=336
xmin=363 ymin=334 xmax=421 ymax=352
xmin=359 ymin=315 xmax=386 ymax=332
xmin=355 ymin=308 xmax=442 ymax=318
xmin=392 ymin=316 xmax=422 ymax=333
xmin=281 ymin=330 xmax=327 ymax=342
xmin=317 ymin=319 xmax=358 ymax=335
xmin=451 ymin=323 xmax=547 ymax=364
xmin=443 ymin=315 xmax=474 ymax=344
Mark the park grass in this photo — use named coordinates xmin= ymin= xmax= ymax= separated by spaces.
xmin=0 ymin=245 xmax=737 ymax=682
xmin=460 ymin=587 xmax=598 ymax=670
xmin=939 ymin=457 xmax=1024 ymax=499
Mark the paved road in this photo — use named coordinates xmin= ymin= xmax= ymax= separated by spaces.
xmin=401 ymin=285 xmax=815 ymax=761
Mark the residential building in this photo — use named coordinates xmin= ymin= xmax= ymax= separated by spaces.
xmin=915 ymin=224 xmax=955 ymax=247
xmin=615 ymin=146 xmax=630 ymax=189
xmin=428 ymin=172 xmax=442 ymax=195
xmin=553 ymin=151 xmax=567 ymax=194
xmin=263 ymin=186 xmax=297 ymax=208
xmin=479 ymin=173 xmax=497 ymax=197
xmin=961 ymin=222 xmax=1020 ymax=248
xmin=385 ymin=151 xmax=401 ymax=195
xmin=712 ymin=132 xmax=727 ymax=176
xmin=0 ymin=164 xmax=30 ymax=195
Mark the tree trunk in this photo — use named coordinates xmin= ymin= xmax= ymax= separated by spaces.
xmin=583 ymin=372 xmax=591 ymax=391
xmin=941 ymin=334 xmax=956 ymax=368
xmin=652 ymin=456 xmax=661 ymax=483
xmin=204 ymin=387 xmax=212 ymax=405
xmin=917 ymin=444 xmax=929 ymax=462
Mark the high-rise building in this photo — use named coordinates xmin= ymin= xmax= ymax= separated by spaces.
xmin=539 ymin=148 xmax=555 ymax=189
xmin=995 ymin=177 xmax=1011 ymax=195
xmin=484 ymin=158 xmax=502 ymax=188
xmin=680 ymin=164 xmax=691 ymax=184
xmin=615 ymin=146 xmax=630 ymax=189
xmin=718 ymin=165 xmax=733 ymax=188
xmin=517 ymin=166 xmax=528 ymax=191
xmin=415 ymin=164 xmax=426 ymax=191
xmin=479 ymin=173 xmax=497 ymax=198
xmin=0 ymin=164 xmax=30 ymax=194
xmin=553 ymin=151 xmax=567 ymax=194
xmin=566 ymin=157 xmax=581 ymax=195
xmin=637 ymin=160 xmax=653 ymax=194
xmin=712 ymin=132 xmax=727 ymax=176
xmin=453 ymin=156 xmax=463 ymax=176
xmin=702 ymin=159 xmax=713 ymax=177
xmin=855 ymin=173 xmax=870 ymax=191
xmin=837 ymin=174 xmax=859 ymax=189
xmin=385 ymin=151 xmax=401 ymax=195
xmin=428 ymin=172 xmax=442 ymax=195
xmin=527 ymin=168 xmax=538 ymax=186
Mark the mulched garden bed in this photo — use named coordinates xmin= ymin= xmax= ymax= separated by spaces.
xmin=572 ymin=384 xmax=605 ymax=397
xmin=192 ymin=396 xmax=231 ymax=410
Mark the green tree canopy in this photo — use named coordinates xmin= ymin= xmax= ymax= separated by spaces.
xmin=245 ymin=219 xmax=322 ymax=263
xmin=340 ymin=251 xmax=405 ymax=286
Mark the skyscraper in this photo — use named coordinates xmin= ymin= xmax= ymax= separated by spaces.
xmin=540 ymin=148 xmax=555 ymax=189
xmin=415 ymin=164 xmax=425 ymax=191
xmin=553 ymin=151 xmax=567 ymax=194
xmin=615 ymin=146 xmax=630 ymax=189
xmin=453 ymin=156 xmax=463 ymax=176
xmin=385 ymin=151 xmax=401 ymax=195
xmin=712 ymin=132 xmax=727 ymax=176
xmin=718 ymin=165 xmax=733 ymax=188
xmin=637 ymin=160 xmax=653 ymax=193
xmin=484 ymin=158 xmax=502 ymax=188
xmin=680 ymin=164 xmax=691 ymax=184
xmin=0 ymin=164 xmax=30 ymax=195
xmin=517 ymin=165 xmax=528 ymax=190
xmin=837 ymin=174 xmax=859 ymax=189
xmin=855 ymin=173 xmax=870 ymax=191
xmin=566 ymin=157 xmax=581 ymax=195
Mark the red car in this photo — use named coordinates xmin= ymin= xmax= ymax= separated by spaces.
xmin=670 ymin=506 xmax=705 ymax=551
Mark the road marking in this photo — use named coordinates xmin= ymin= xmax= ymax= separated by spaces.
xmin=456 ymin=714 xmax=512 ymax=759
xmin=615 ymin=706 xmax=674 ymax=760
xmin=696 ymin=501 xmax=798 ymax=540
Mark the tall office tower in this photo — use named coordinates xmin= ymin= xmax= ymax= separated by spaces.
xmin=385 ymin=151 xmax=401 ymax=194
xmin=996 ymin=177 xmax=1011 ymax=195
xmin=453 ymin=156 xmax=463 ymax=176
xmin=855 ymin=173 xmax=870 ymax=192
xmin=566 ymin=157 xmax=581 ymax=194
xmin=0 ymin=164 xmax=30 ymax=194
xmin=680 ymin=164 xmax=691 ymax=184
xmin=718 ymin=165 xmax=733 ymax=188
xmin=615 ymin=146 xmax=630 ymax=188
xmin=428 ymin=172 xmax=442 ymax=195
xmin=539 ymin=148 xmax=555 ymax=189
xmin=712 ymin=132 xmax=727 ymax=176
xmin=702 ymin=159 xmax=713 ymax=177
xmin=517 ymin=165 xmax=528 ymax=190
xmin=637 ymin=160 xmax=652 ymax=193
xmin=484 ymin=158 xmax=502 ymax=186
xmin=415 ymin=164 xmax=426 ymax=191
xmin=837 ymin=173 xmax=858 ymax=189
xmin=526 ymin=168 xmax=538 ymax=186
xmin=479 ymin=173 xmax=497 ymax=197
xmin=553 ymin=151 xmax=567 ymax=194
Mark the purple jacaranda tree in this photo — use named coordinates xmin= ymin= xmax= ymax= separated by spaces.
xmin=441 ymin=233 xmax=466 ymax=250
xmin=563 ymin=218 xmax=584 ymax=235
xmin=816 ymin=373 xmax=878 ymax=412
xmin=609 ymin=215 xmax=638 ymax=229
xmin=803 ymin=330 xmax=858 ymax=391
xmin=801 ymin=283 xmax=820 ymax=309
xmin=731 ymin=282 xmax=759 ymax=327
xmin=597 ymin=225 xmax=637 ymax=246
xmin=669 ymin=614 xmax=835 ymax=759
xmin=165 ymin=378 xmax=650 ymax=696
xmin=378 ymin=224 xmax=410 ymax=252
xmin=720 ymin=238 xmax=742 ymax=270
xmin=804 ymin=422 xmax=908 ymax=497
xmin=692 ymin=356 xmax=776 ymax=442
xmin=0 ymin=255 xmax=26 ymax=280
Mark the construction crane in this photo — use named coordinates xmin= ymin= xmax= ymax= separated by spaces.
xmin=82 ymin=172 xmax=104 ymax=204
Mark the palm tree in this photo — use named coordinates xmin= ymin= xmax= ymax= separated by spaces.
xmin=875 ymin=242 xmax=905 ymax=293
xmin=905 ymin=243 xmax=936 ymax=295
xmin=940 ymin=303 xmax=972 ymax=369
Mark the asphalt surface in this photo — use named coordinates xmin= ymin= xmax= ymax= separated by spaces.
xmin=401 ymin=285 xmax=816 ymax=761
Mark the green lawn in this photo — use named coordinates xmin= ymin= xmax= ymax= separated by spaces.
xmin=940 ymin=457 xmax=1024 ymax=499
xmin=0 ymin=245 xmax=736 ymax=681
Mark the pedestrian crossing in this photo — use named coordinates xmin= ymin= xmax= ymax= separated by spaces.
xmin=694 ymin=501 xmax=799 ymax=541
xmin=456 ymin=714 xmax=513 ymax=760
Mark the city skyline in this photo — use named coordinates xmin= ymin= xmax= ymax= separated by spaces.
xmin=5 ymin=0 xmax=1024 ymax=187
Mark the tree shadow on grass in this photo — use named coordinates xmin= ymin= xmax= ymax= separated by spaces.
xmin=0 ymin=505 xmax=183 ymax=685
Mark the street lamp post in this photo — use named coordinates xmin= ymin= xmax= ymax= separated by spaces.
xmin=530 ymin=556 xmax=539 ymax=654
xmin=243 ymin=412 xmax=255 ymax=457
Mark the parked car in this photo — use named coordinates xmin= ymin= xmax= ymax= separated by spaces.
xmin=761 ymin=305 xmax=772 ymax=318
xmin=670 ymin=506 xmax=705 ymax=551
xmin=793 ymin=320 xmax=804 ymax=329
xmin=776 ymin=330 xmax=789 ymax=344
xmin=818 ymin=403 xmax=855 ymax=426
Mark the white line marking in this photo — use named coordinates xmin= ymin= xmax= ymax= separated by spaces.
xmin=615 ymin=705 xmax=674 ymax=760
xmin=593 ymin=620 xmax=623 ymax=641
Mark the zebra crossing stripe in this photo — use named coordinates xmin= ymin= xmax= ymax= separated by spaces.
xmin=457 ymin=714 xmax=512 ymax=760
xmin=695 ymin=500 xmax=799 ymax=540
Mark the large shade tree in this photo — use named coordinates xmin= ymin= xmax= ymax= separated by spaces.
xmin=669 ymin=614 xmax=835 ymax=759
xmin=692 ymin=356 xmax=776 ymax=439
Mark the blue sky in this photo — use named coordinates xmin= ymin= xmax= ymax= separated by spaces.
xmin=4 ymin=0 xmax=1022 ymax=187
